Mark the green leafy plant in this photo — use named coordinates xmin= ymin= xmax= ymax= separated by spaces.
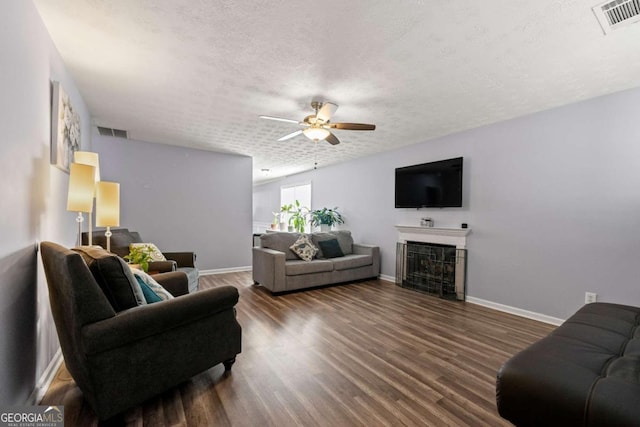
xmin=280 ymin=203 xmax=293 ymax=216
xmin=310 ymin=207 xmax=344 ymax=228
xmin=124 ymin=245 xmax=154 ymax=272
xmin=288 ymin=200 xmax=309 ymax=233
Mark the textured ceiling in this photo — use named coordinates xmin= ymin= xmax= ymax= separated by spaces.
xmin=34 ymin=0 xmax=640 ymax=182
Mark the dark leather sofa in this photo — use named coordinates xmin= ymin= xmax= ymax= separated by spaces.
xmin=40 ymin=242 xmax=241 ymax=420
xmin=496 ymin=302 xmax=640 ymax=426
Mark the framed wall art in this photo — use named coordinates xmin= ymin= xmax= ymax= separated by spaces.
xmin=51 ymin=81 xmax=81 ymax=173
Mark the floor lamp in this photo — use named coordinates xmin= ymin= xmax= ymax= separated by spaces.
xmin=74 ymin=151 xmax=100 ymax=245
xmin=67 ymin=163 xmax=97 ymax=247
xmin=96 ymin=181 xmax=120 ymax=252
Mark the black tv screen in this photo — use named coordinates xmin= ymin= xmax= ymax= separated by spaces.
xmin=395 ymin=157 xmax=463 ymax=208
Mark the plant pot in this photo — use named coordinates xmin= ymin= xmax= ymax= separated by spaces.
xmin=320 ymin=224 xmax=330 ymax=232
xmin=288 ymin=226 xmax=294 ymax=232
xmin=279 ymin=222 xmax=286 ymax=231
xmin=270 ymin=223 xmax=278 ymax=230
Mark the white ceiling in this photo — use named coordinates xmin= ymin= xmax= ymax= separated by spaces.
xmin=34 ymin=0 xmax=640 ymax=183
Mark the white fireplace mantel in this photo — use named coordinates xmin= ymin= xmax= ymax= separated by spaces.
xmin=395 ymin=225 xmax=471 ymax=249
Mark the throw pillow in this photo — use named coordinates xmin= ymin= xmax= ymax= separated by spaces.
xmin=73 ymin=246 xmax=147 ymax=312
xmin=135 ymin=276 xmax=163 ymax=303
xmin=289 ymin=234 xmax=318 ymax=262
xmin=131 ymin=268 xmax=175 ymax=301
xmin=317 ymin=239 xmax=344 ymax=258
xmin=130 ymin=243 xmax=166 ymax=261
xmin=312 ymin=230 xmax=353 ymax=258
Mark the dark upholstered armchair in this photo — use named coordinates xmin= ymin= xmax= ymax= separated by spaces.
xmin=82 ymin=228 xmax=199 ymax=292
xmin=40 ymin=242 xmax=242 ymax=420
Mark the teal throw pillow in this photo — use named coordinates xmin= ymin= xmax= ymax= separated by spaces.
xmin=318 ymin=239 xmax=344 ymax=258
xmin=135 ymin=276 xmax=162 ymax=303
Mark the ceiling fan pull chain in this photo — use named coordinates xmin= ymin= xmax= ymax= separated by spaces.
xmin=314 ymin=141 xmax=318 ymax=169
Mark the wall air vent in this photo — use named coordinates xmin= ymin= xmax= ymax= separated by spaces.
xmin=97 ymin=126 xmax=128 ymax=138
xmin=593 ymin=0 xmax=640 ymax=34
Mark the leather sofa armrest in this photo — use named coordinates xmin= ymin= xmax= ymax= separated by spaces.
xmin=82 ymin=286 xmax=239 ymax=355
xmin=152 ymin=271 xmax=189 ymax=297
xmin=252 ymin=247 xmax=286 ymax=292
xmin=162 ymin=251 xmax=196 ymax=268
xmin=148 ymin=260 xmax=177 ymax=273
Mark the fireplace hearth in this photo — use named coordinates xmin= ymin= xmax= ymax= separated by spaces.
xmin=396 ymin=241 xmax=467 ymax=300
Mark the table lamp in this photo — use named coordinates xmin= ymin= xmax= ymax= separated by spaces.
xmin=67 ymin=162 xmax=97 ymax=247
xmin=96 ymin=181 xmax=120 ymax=252
xmin=73 ymin=151 xmax=100 ymax=245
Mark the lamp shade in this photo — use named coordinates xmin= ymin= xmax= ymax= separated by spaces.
xmin=303 ymin=127 xmax=330 ymax=141
xmin=96 ymin=181 xmax=120 ymax=227
xmin=74 ymin=151 xmax=100 ymax=183
xmin=67 ymin=163 xmax=96 ymax=212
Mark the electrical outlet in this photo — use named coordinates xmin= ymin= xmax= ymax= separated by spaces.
xmin=585 ymin=292 xmax=597 ymax=304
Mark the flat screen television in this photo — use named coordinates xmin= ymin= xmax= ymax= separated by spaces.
xmin=395 ymin=157 xmax=463 ymax=208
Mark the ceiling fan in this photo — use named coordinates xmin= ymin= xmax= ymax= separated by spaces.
xmin=260 ymin=101 xmax=375 ymax=145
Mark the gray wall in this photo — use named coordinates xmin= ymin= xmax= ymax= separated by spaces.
xmin=254 ymin=87 xmax=640 ymax=320
xmin=93 ymin=135 xmax=252 ymax=270
xmin=1 ymin=0 xmax=92 ymax=403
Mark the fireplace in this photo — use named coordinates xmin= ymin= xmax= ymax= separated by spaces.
xmin=396 ymin=242 xmax=466 ymax=300
xmin=395 ymin=225 xmax=470 ymax=301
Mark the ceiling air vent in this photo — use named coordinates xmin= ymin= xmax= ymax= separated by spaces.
xmin=593 ymin=0 xmax=640 ymax=34
xmin=97 ymin=126 xmax=128 ymax=138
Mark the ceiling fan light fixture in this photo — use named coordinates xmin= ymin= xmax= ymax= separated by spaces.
xmin=303 ymin=127 xmax=330 ymax=141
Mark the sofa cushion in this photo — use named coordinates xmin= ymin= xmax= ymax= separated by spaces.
xmin=312 ymin=230 xmax=354 ymax=258
xmin=108 ymin=231 xmax=140 ymax=257
xmin=261 ymin=232 xmax=300 ymax=260
xmin=317 ymin=239 xmax=344 ymax=259
xmin=178 ymin=267 xmax=199 ymax=293
xmin=497 ymin=302 xmax=640 ymax=427
xmin=290 ymin=234 xmax=318 ymax=261
xmin=73 ymin=246 xmax=146 ymax=312
xmin=285 ymin=259 xmax=334 ymax=276
xmin=332 ymin=254 xmax=373 ymax=271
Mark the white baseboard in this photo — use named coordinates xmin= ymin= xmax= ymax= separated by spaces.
xmin=198 ymin=269 xmax=562 ymax=326
xmin=378 ymin=274 xmax=395 ymax=283
xmin=199 ymin=266 xmax=252 ymax=276
xmin=466 ymin=296 xmax=564 ymax=326
xmin=27 ymin=348 xmax=63 ymax=405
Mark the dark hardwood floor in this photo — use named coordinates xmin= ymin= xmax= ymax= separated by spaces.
xmin=41 ymin=272 xmax=554 ymax=426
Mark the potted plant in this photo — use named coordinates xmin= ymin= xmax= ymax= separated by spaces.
xmin=271 ymin=211 xmax=280 ymax=230
xmin=124 ymin=245 xmax=154 ymax=272
xmin=280 ymin=203 xmax=293 ymax=231
xmin=310 ymin=207 xmax=344 ymax=232
xmin=288 ymin=200 xmax=309 ymax=233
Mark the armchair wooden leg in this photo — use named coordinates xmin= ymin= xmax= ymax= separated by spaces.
xmin=223 ymin=357 xmax=236 ymax=371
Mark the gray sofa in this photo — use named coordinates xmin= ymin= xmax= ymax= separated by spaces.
xmin=252 ymin=230 xmax=380 ymax=293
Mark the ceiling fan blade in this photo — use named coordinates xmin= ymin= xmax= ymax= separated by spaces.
xmin=316 ymin=102 xmax=338 ymax=123
xmin=277 ymin=130 xmax=303 ymax=141
xmin=325 ymin=132 xmax=340 ymax=145
xmin=330 ymin=122 xmax=376 ymax=131
xmin=260 ymin=115 xmax=299 ymax=124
